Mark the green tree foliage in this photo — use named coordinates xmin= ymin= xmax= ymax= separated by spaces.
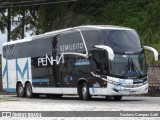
xmin=0 ymin=8 xmax=7 ymax=33
xmin=10 ymin=6 xmax=39 ymax=39
xmin=143 ymin=0 xmax=160 ymax=44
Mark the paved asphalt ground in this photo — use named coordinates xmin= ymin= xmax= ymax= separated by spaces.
xmin=0 ymin=95 xmax=160 ymax=120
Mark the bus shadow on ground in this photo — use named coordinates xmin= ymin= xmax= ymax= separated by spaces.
xmin=34 ymin=96 xmax=145 ymax=102
xmin=5 ymin=95 xmax=144 ymax=102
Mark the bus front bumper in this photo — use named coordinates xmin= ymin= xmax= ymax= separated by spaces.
xmin=107 ymin=83 xmax=148 ymax=95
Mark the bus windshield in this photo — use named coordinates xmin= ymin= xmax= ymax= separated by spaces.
xmin=109 ymin=54 xmax=147 ymax=78
xmin=105 ymin=29 xmax=141 ymax=50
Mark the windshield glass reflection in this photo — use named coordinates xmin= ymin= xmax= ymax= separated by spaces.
xmin=109 ymin=54 xmax=147 ymax=78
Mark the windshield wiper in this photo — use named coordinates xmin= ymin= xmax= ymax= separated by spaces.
xmin=122 ymin=56 xmax=130 ymax=76
xmin=130 ymin=58 xmax=142 ymax=77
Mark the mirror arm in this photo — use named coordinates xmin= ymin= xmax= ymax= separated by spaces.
xmin=95 ymin=45 xmax=115 ymax=60
xmin=144 ymin=46 xmax=159 ymax=61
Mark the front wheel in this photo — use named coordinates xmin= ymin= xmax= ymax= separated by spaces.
xmin=114 ymin=96 xmax=122 ymax=101
xmin=81 ymin=82 xmax=91 ymax=100
xmin=25 ymin=83 xmax=33 ymax=98
xmin=17 ymin=83 xmax=25 ymax=97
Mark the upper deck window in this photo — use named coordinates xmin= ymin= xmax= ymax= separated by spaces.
xmin=105 ymin=29 xmax=141 ymax=49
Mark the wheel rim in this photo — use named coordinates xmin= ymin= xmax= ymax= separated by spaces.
xmin=27 ymin=85 xmax=31 ymax=96
xmin=82 ymin=85 xmax=87 ymax=98
xmin=18 ymin=86 xmax=23 ymax=96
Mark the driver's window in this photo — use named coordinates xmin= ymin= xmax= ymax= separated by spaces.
xmin=90 ymin=51 xmax=102 ymax=73
xmin=90 ymin=50 xmax=109 ymax=75
xmin=101 ymin=52 xmax=109 ymax=75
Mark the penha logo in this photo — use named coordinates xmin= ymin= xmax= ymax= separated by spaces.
xmin=38 ymin=54 xmax=56 ymax=66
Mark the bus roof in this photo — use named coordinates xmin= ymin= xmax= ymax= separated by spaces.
xmin=37 ymin=25 xmax=132 ymax=38
xmin=2 ymin=25 xmax=133 ymax=47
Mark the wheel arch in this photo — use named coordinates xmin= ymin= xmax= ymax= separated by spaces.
xmin=16 ymin=81 xmax=31 ymax=89
xmin=24 ymin=81 xmax=31 ymax=88
xmin=24 ymin=81 xmax=33 ymax=93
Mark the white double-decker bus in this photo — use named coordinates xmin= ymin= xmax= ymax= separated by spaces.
xmin=2 ymin=25 xmax=158 ymax=100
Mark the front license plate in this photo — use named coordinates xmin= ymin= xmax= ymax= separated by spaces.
xmin=129 ymin=91 xmax=136 ymax=94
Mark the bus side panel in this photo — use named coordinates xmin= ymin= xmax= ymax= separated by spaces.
xmin=8 ymin=59 xmax=17 ymax=92
xmin=2 ymin=57 xmax=9 ymax=92
xmin=2 ymin=58 xmax=17 ymax=92
xmin=16 ymin=58 xmax=32 ymax=85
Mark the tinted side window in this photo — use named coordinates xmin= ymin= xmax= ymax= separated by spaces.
xmin=32 ymin=67 xmax=49 ymax=79
xmin=57 ymin=31 xmax=85 ymax=54
xmin=91 ymin=51 xmax=101 ymax=71
xmin=90 ymin=50 xmax=109 ymax=75
xmin=2 ymin=46 xmax=7 ymax=59
xmin=17 ymin=42 xmax=30 ymax=58
xmin=3 ymin=44 xmax=18 ymax=60
xmin=82 ymin=30 xmax=104 ymax=48
xmin=17 ymin=37 xmax=53 ymax=58
xmin=30 ymin=37 xmax=53 ymax=57
xmin=3 ymin=37 xmax=53 ymax=59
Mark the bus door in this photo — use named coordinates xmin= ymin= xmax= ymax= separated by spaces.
xmin=90 ymin=50 xmax=109 ymax=94
xmin=59 ymin=54 xmax=75 ymax=94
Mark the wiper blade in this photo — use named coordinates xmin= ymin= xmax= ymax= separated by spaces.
xmin=122 ymin=57 xmax=130 ymax=76
xmin=130 ymin=58 xmax=142 ymax=77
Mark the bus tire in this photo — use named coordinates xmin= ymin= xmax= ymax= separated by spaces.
xmin=25 ymin=83 xmax=33 ymax=98
xmin=81 ymin=82 xmax=91 ymax=100
xmin=78 ymin=83 xmax=83 ymax=100
xmin=114 ymin=96 xmax=122 ymax=101
xmin=17 ymin=83 xmax=25 ymax=97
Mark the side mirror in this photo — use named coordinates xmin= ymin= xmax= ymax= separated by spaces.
xmin=144 ymin=46 xmax=159 ymax=61
xmin=94 ymin=45 xmax=115 ymax=60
